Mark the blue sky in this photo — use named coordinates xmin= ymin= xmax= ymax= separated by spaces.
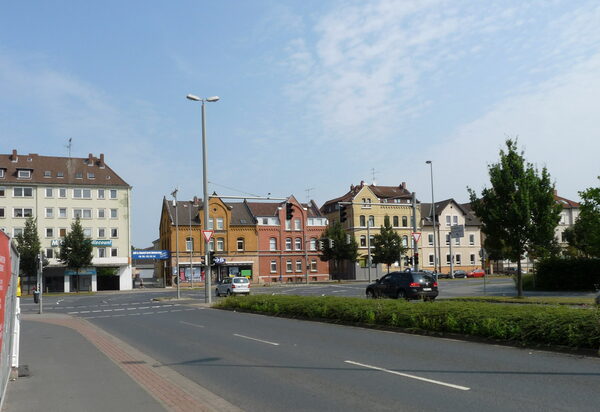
xmin=2 ymin=0 xmax=599 ymax=247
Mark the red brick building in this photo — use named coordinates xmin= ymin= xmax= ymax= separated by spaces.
xmin=245 ymin=196 xmax=329 ymax=283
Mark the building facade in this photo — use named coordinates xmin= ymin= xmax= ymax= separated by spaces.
xmin=321 ymin=181 xmax=421 ymax=280
xmin=0 ymin=150 xmax=132 ymax=292
xmin=554 ymin=192 xmax=580 ymax=249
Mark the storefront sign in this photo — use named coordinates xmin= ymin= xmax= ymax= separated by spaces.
xmin=65 ymin=267 xmax=97 ymax=276
xmin=132 ymin=250 xmax=170 ymax=260
xmin=92 ymin=240 xmax=112 ymax=247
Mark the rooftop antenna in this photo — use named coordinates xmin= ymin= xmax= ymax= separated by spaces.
xmin=65 ymin=138 xmax=72 ymax=158
xmin=371 ymin=168 xmax=379 ymax=185
xmin=305 ymin=187 xmax=315 ymax=203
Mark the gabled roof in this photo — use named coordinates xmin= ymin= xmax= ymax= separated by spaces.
xmin=226 ymin=202 xmax=257 ymax=225
xmin=554 ymin=194 xmax=580 ymax=209
xmin=0 ymin=150 xmax=129 ymax=187
xmin=163 ymin=197 xmax=203 ymax=226
xmin=245 ymin=199 xmax=324 ymax=218
xmin=420 ymin=199 xmax=479 ymax=226
xmin=322 ymin=181 xmax=413 ymax=209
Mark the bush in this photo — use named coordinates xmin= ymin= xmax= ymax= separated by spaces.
xmin=536 ymin=257 xmax=600 ymax=291
xmin=216 ymin=295 xmax=600 ymax=351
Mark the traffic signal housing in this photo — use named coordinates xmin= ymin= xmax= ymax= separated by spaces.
xmin=339 ymin=204 xmax=347 ymax=223
xmin=285 ymin=202 xmax=294 ymax=220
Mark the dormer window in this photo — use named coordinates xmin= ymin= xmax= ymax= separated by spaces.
xmin=75 ymin=172 xmax=83 ymax=179
xmin=0 ymin=169 xmax=5 ymax=178
xmin=17 ymin=170 xmax=31 ymax=179
xmin=44 ymin=171 xmax=52 ymax=177
xmin=87 ymin=172 xmax=95 ymax=179
xmin=57 ymin=172 xmax=64 ymax=178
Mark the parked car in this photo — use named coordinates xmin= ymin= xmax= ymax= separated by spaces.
xmin=365 ymin=271 xmax=438 ymax=301
xmin=452 ymin=270 xmax=467 ymax=278
xmin=467 ymin=269 xmax=485 ymax=278
xmin=215 ymin=277 xmax=250 ymax=296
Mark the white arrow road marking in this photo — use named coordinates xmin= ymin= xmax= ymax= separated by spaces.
xmin=233 ymin=334 xmax=279 ymax=346
xmin=344 ymin=360 xmax=470 ymax=391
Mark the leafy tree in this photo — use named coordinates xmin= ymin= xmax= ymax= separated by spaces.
xmin=319 ymin=220 xmax=358 ymax=276
xmin=468 ymin=139 xmax=561 ymax=297
xmin=15 ymin=217 xmax=42 ymax=281
xmin=564 ymin=178 xmax=600 ymax=257
xmin=372 ymin=215 xmax=406 ymax=273
xmin=59 ymin=217 xmax=93 ymax=292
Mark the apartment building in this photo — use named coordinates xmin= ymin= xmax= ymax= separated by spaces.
xmin=321 ymin=181 xmax=420 ymax=280
xmin=554 ymin=191 xmax=580 ymax=248
xmin=0 ymin=150 xmax=132 ymax=292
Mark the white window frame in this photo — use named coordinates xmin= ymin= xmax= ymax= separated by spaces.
xmin=270 ymin=260 xmax=277 ymax=273
xmin=428 ymin=234 xmax=434 ymax=246
xmin=59 ymin=208 xmax=67 ymax=218
xmin=310 ymin=238 xmax=316 ymax=251
xmin=446 ymin=215 xmax=451 ymax=226
xmin=13 ymin=187 xmax=33 ymax=197
xmin=237 ymin=238 xmax=244 ymax=251
xmin=216 ymin=238 xmax=224 ymax=251
xmin=45 ymin=208 xmax=54 ymax=218
xmin=83 ymin=228 xmax=92 ymax=238
xmin=186 ymin=237 xmax=193 ymax=252
xmin=73 ymin=188 xmax=92 ymax=199
xmin=109 ymin=189 xmax=118 ymax=199
xmin=45 ymin=228 xmax=54 ymax=238
xmin=469 ymin=234 xmax=475 ymax=246
xmin=0 ymin=207 xmax=4 ymax=219
xmin=429 ymin=254 xmax=434 ymax=265
xmin=285 ymin=238 xmax=292 ymax=251
xmin=294 ymin=219 xmax=301 ymax=231
xmin=98 ymin=248 xmax=106 ymax=258
xmin=98 ymin=228 xmax=106 ymax=238
xmin=455 ymin=254 xmax=462 ymax=265
xmin=111 ymin=248 xmax=118 ymax=257
xmin=13 ymin=208 xmax=33 ymax=218
xmin=310 ymin=259 xmax=317 ymax=272
xmin=45 ymin=188 xmax=53 ymax=198
xmin=286 ymin=260 xmax=292 ymax=272
xmin=216 ymin=218 xmax=224 ymax=230
xmin=98 ymin=209 xmax=106 ymax=219
xmin=269 ymin=238 xmax=277 ymax=251
xmin=98 ymin=189 xmax=105 ymax=199
xmin=295 ymin=260 xmax=302 ymax=272
xmin=470 ymin=254 xmax=476 ymax=265
xmin=285 ymin=219 xmax=291 ymax=230
xmin=110 ymin=228 xmax=118 ymax=238
xmin=110 ymin=208 xmax=118 ymax=219
xmin=59 ymin=188 xmax=67 ymax=198
xmin=17 ymin=170 xmax=31 ymax=179
xmin=73 ymin=209 xmax=92 ymax=219
xmin=295 ymin=238 xmax=302 ymax=250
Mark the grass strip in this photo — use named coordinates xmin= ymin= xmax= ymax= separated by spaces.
xmin=216 ymin=295 xmax=600 ymax=352
xmin=446 ymin=296 xmax=596 ymax=306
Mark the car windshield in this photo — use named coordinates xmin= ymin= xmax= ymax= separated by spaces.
xmin=412 ymin=274 xmax=434 ymax=283
xmin=234 ymin=278 xmax=249 ymax=283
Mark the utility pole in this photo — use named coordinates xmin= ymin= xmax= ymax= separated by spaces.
xmin=37 ymin=251 xmax=43 ymax=314
xmin=367 ymin=220 xmax=371 ymax=283
xmin=412 ymin=192 xmax=419 ymax=271
xmin=188 ymin=201 xmax=193 ymax=289
xmin=171 ymin=188 xmax=180 ymax=299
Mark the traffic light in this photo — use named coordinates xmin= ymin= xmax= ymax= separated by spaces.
xmin=339 ymin=204 xmax=347 ymax=223
xmin=208 ymin=251 xmax=215 ymax=266
xmin=285 ymin=202 xmax=294 ymax=220
xmin=328 ymin=238 xmax=335 ymax=248
xmin=318 ymin=239 xmax=327 ymax=250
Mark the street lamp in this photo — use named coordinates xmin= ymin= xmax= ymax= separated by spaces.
xmin=171 ymin=188 xmax=180 ymax=299
xmin=426 ymin=161 xmax=438 ymax=275
xmin=186 ymin=94 xmax=219 ymax=303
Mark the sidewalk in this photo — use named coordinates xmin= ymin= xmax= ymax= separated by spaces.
xmin=2 ymin=314 xmax=240 ymax=412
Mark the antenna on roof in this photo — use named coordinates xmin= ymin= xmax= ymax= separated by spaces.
xmin=370 ymin=168 xmax=379 ymax=185
xmin=305 ymin=187 xmax=315 ymax=203
xmin=65 ymin=138 xmax=72 ymax=158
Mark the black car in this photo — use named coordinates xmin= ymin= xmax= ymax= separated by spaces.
xmin=366 ymin=271 xmax=438 ymax=301
xmin=452 ymin=270 xmax=467 ymax=278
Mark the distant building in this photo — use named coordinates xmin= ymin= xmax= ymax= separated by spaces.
xmin=0 ymin=150 xmax=132 ymax=292
xmin=554 ymin=191 xmax=580 ymax=248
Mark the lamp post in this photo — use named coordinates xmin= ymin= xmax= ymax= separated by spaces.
xmin=187 ymin=201 xmax=193 ymax=289
xmin=171 ymin=188 xmax=180 ymax=299
xmin=186 ymin=94 xmax=219 ymax=304
xmin=426 ymin=161 xmax=438 ymax=275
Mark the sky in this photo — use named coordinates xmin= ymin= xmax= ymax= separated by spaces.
xmin=1 ymin=0 xmax=599 ymax=247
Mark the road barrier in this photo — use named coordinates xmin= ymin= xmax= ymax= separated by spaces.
xmin=0 ymin=231 xmax=19 ymax=410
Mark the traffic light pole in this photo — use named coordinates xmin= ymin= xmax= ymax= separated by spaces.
xmin=412 ymin=192 xmax=419 ymax=271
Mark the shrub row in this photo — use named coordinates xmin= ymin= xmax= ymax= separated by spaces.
xmin=536 ymin=257 xmax=600 ymax=291
xmin=216 ymin=295 xmax=600 ymax=351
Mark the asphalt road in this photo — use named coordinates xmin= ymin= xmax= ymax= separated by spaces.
xmin=19 ymin=285 xmax=600 ymax=412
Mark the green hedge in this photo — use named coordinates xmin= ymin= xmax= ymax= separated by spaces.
xmin=536 ymin=257 xmax=600 ymax=291
xmin=216 ymin=295 xmax=600 ymax=351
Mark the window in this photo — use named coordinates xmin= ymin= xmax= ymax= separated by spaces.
xmin=59 ymin=208 xmax=67 ymax=218
xmin=393 ymin=216 xmax=399 ymax=227
xmin=454 ymin=237 xmax=460 ymax=246
xmin=295 ymin=238 xmax=302 ymax=250
xmin=98 ymin=228 xmax=106 ymax=238
xmin=45 ymin=188 xmax=53 ymax=197
xmin=455 ymin=254 xmax=461 ymax=265
xmin=0 ymin=170 xmax=4 ymax=178
xmin=45 ymin=208 xmax=54 ymax=218
xmin=237 ymin=238 xmax=244 ymax=251
xmin=360 ymin=235 xmax=367 ymax=247
xmin=402 ymin=216 xmax=408 ymax=227
xmin=111 ymin=248 xmax=118 ymax=257
xmin=362 ymin=198 xmax=372 ymax=208
xmin=59 ymin=188 xmax=67 ymax=198
xmin=269 ymin=238 xmax=277 ymax=251
xmin=13 ymin=228 xmax=23 ymax=237
xmin=402 ymin=235 xmax=408 ymax=247
xmin=429 ymin=254 xmax=434 ymax=265
xmin=57 ymin=172 xmax=64 ymax=178
xmin=44 ymin=171 xmax=51 ymax=177
xmin=453 ymin=215 xmax=458 ymax=225
xmin=310 ymin=238 xmax=317 ymax=251
xmin=285 ymin=238 xmax=292 ymax=251
xmin=294 ymin=219 xmax=301 ymax=230
xmin=98 ymin=248 xmax=106 ymax=258
xmin=446 ymin=254 xmax=451 ymax=264
xmin=13 ymin=187 xmax=33 ymax=197
xmin=0 ymin=187 xmax=4 ymax=196
xmin=446 ymin=215 xmax=451 ymax=226
xmin=445 ymin=234 xmax=450 ymax=245
xmin=98 ymin=209 xmax=105 ymax=219
xmin=73 ymin=209 xmax=92 ymax=219
xmin=17 ymin=170 xmax=31 ymax=179
xmin=359 ymin=215 xmax=366 ymax=227
xmin=98 ymin=189 xmax=105 ymax=199
xmin=216 ymin=238 xmax=224 ymax=251
xmin=270 ymin=261 xmax=277 ymax=273
xmin=368 ymin=216 xmax=375 ymax=227
xmin=286 ymin=260 xmax=292 ymax=272
xmin=216 ymin=218 xmax=224 ymax=230
xmin=470 ymin=254 xmax=476 ymax=265
xmin=110 ymin=209 xmax=118 ymax=219
xmin=186 ymin=237 xmax=193 ymax=251
xmin=75 ymin=172 xmax=83 ymax=179
xmin=428 ymin=234 xmax=434 ymax=246
xmin=296 ymin=260 xmax=302 ymax=272
xmin=45 ymin=228 xmax=54 ymax=238
xmin=208 ymin=218 xmax=214 ymax=230
xmin=83 ymin=228 xmax=92 ymax=238
xmin=370 ymin=235 xmax=375 ymax=248
xmin=0 ymin=208 xmax=4 ymax=218
xmin=87 ymin=172 xmax=95 ymax=179
xmin=45 ymin=248 xmax=54 ymax=259
xmin=469 ymin=234 xmax=475 ymax=246
xmin=262 ymin=218 xmax=268 ymax=225
xmin=73 ymin=188 xmax=91 ymax=199
xmin=59 ymin=228 xmax=67 ymax=237
xmin=208 ymin=239 xmax=214 ymax=251
xmin=285 ymin=219 xmax=291 ymax=230
xmin=13 ymin=208 xmax=33 ymax=218
xmin=111 ymin=228 xmax=118 ymax=238
xmin=310 ymin=259 xmax=317 ymax=271
xmin=110 ymin=189 xmax=117 ymax=199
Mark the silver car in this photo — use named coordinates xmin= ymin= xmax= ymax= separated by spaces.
xmin=215 ymin=277 xmax=250 ymax=296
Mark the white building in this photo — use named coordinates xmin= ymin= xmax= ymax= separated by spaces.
xmin=0 ymin=150 xmax=132 ymax=292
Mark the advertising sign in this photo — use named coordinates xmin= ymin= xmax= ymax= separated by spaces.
xmin=0 ymin=231 xmax=12 ymax=355
xmin=92 ymin=240 xmax=112 ymax=247
xmin=450 ymin=224 xmax=465 ymax=239
xmin=132 ymin=250 xmax=170 ymax=260
xmin=65 ymin=267 xmax=97 ymax=276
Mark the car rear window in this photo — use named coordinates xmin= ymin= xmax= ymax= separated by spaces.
xmin=233 ymin=278 xmax=249 ymax=283
xmin=412 ymin=274 xmax=434 ymax=283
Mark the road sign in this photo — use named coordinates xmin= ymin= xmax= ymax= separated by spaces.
xmin=202 ymin=230 xmax=214 ymax=243
xmin=450 ymin=224 xmax=464 ymax=239
xmin=411 ymin=232 xmax=421 ymax=243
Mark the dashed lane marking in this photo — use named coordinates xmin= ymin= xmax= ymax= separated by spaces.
xmin=233 ymin=333 xmax=279 ymax=346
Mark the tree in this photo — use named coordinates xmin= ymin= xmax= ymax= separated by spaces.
xmin=59 ymin=217 xmax=93 ymax=292
xmin=372 ymin=215 xmax=406 ymax=273
xmin=564 ymin=178 xmax=600 ymax=257
xmin=15 ymin=217 xmax=41 ymax=284
xmin=468 ymin=139 xmax=561 ymax=297
xmin=319 ymin=220 xmax=359 ymax=277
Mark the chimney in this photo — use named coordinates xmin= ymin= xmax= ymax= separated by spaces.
xmin=193 ymin=196 xmax=200 ymax=205
xmin=360 ymin=180 xmax=365 ymax=186
xmin=99 ymin=153 xmax=105 ymax=168
xmin=10 ymin=149 xmax=18 ymax=162
xmin=88 ymin=153 xmax=94 ymax=165
xmin=553 ymin=189 xmax=558 ymax=196
xmin=401 ymin=182 xmax=406 ymax=190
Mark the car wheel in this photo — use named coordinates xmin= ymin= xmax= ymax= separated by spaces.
xmin=396 ymin=289 xmax=407 ymax=300
xmin=227 ymin=289 xmax=232 ymax=296
xmin=366 ymin=289 xmax=375 ymax=299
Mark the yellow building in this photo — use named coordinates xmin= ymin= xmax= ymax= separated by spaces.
xmin=321 ymin=181 xmax=421 ymax=280
xmin=158 ymin=196 xmax=258 ymax=285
